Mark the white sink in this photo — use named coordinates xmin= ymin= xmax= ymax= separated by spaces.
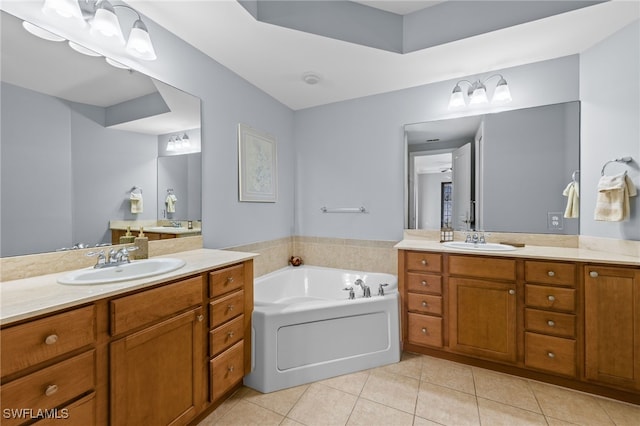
xmin=443 ymin=241 xmax=517 ymax=251
xmin=146 ymin=226 xmax=185 ymax=232
xmin=57 ymin=258 xmax=186 ymax=285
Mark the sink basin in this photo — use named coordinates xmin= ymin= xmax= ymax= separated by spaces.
xmin=443 ymin=241 xmax=517 ymax=251
xmin=57 ymin=258 xmax=186 ymax=285
xmin=146 ymin=226 xmax=185 ymax=232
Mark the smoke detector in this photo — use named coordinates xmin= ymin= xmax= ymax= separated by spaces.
xmin=302 ymin=72 xmax=321 ymax=85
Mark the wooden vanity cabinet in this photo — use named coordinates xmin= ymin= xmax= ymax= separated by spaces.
xmin=585 ymin=264 xmax=640 ymax=391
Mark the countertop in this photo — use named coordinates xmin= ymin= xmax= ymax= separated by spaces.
xmin=395 ymin=239 xmax=640 ymax=267
xmin=0 ymin=249 xmax=257 ymax=326
xmin=110 ymin=225 xmax=201 ymax=235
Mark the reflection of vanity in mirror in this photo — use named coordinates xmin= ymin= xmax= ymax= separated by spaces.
xmin=406 ymin=101 xmax=580 ymax=235
xmin=0 ymin=10 xmax=202 ymax=257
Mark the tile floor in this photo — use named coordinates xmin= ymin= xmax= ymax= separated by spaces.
xmin=199 ymin=352 xmax=640 ymax=426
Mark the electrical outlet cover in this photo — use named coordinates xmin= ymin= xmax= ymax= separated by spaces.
xmin=547 ymin=212 xmax=564 ymax=230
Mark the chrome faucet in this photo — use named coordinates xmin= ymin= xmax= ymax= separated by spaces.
xmin=87 ymin=246 xmax=137 ymax=269
xmin=378 ymin=283 xmax=389 ymax=296
xmin=343 ymin=286 xmax=355 ymax=300
xmin=354 ymin=279 xmax=371 ymax=298
xmin=170 ymin=221 xmax=182 ymax=228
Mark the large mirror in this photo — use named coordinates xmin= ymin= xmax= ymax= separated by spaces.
xmin=0 ymin=10 xmax=202 ymax=257
xmin=406 ymin=101 xmax=580 ymax=235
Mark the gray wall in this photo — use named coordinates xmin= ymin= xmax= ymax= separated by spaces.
xmin=580 ymin=21 xmax=640 ymax=240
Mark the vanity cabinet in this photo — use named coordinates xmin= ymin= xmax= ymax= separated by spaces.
xmin=585 ymin=265 xmax=640 ymax=391
xmin=448 ymin=256 xmax=517 ymax=363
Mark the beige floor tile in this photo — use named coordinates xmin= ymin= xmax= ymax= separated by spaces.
xmin=361 ymin=370 xmax=420 ymax=414
xmin=421 ymin=355 xmax=475 ymax=394
xmin=198 ymin=387 xmax=248 ymax=425
xmin=545 ymin=417 xmax=582 ymax=425
xmin=413 ymin=416 xmax=445 ymax=426
xmin=375 ymin=352 xmax=423 ymax=380
xmin=472 ymin=367 xmax=541 ymax=413
xmin=320 ymin=370 xmax=370 ymax=395
xmin=346 ymin=398 xmax=414 ymax=426
xmin=597 ymin=398 xmax=640 ymax=426
xmin=477 ymin=397 xmax=547 ymax=426
xmin=213 ymin=400 xmax=284 ymax=425
xmin=242 ymin=384 xmax=308 ymax=416
xmin=281 ymin=418 xmax=306 ymax=426
xmin=529 ymin=381 xmax=615 ymax=425
xmin=415 ymin=382 xmax=480 ymax=426
xmin=287 ymin=383 xmax=357 ymax=425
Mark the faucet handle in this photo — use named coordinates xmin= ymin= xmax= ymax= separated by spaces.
xmin=343 ymin=287 xmax=355 ymax=300
xmin=378 ymin=283 xmax=389 ymax=296
xmin=86 ymin=250 xmax=106 ymax=268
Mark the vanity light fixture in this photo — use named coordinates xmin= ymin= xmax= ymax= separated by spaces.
xmin=166 ymin=136 xmax=176 ymax=152
xmin=448 ymin=74 xmax=512 ymax=109
xmin=22 ymin=21 xmax=66 ymax=41
xmin=166 ymin=133 xmax=193 ymax=152
xmin=180 ymin=133 xmax=191 ymax=148
xmin=29 ymin=0 xmax=156 ymax=61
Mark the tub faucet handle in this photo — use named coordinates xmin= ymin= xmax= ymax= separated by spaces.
xmin=364 ymin=286 xmax=371 ymax=298
xmin=378 ymin=283 xmax=389 ymax=296
xmin=343 ymin=287 xmax=355 ymax=300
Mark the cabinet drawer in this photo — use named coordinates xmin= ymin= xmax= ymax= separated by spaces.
xmin=1 ymin=306 xmax=95 ymax=377
xmin=36 ymin=392 xmax=96 ymax=426
xmin=0 ymin=350 xmax=95 ymax=426
xmin=407 ymin=293 xmax=442 ymax=316
xmin=210 ymin=341 xmax=244 ymax=402
xmin=405 ymin=252 xmax=442 ymax=273
xmin=449 ymin=256 xmax=516 ymax=281
xmin=407 ymin=313 xmax=442 ymax=348
xmin=209 ymin=290 xmax=244 ymax=328
xmin=525 ymin=285 xmax=575 ymax=312
xmin=210 ymin=315 xmax=244 ymax=357
xmin=209 ymin=264 xmax=245 ymax=298
xmin=110 ymin=276 xmax=203 ymax=335
xmin=525 ymin=261 xmax=576 ymax=287
xmin=525 ymin=332 xmax=576 ymax=377
xmin=407 ymin=273 xmax=442 ymax=295
xmin=525 ymin=309 xmax=576 ymax=338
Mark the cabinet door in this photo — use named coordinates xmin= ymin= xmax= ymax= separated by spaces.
xmin=449 ymin=277 xmax=517 ymax=363
xmin=585 ymin=266 xmax=640 ymax=390
xmin=111 ymin=308 xmax=204 ymax=426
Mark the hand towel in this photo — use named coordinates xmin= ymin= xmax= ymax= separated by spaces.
xmin=594 ymin=172 xmax=637 ymax=221
xmin=562 ymin=181 xmax=579 ymax=218
xmin=130 ymin=192 xmax=143 ymax=214
xmin=165 ymin=194 xmax=178 ymax=213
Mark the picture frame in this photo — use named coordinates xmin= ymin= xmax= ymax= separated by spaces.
xmin=238 ymin=123 xmax=278 ymax=202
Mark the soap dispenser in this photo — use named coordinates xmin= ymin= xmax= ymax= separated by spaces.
xmin=119 ymin=226 xmax=135 ymax=244
xmin=133 ymin=227 xmax=149 ymax=259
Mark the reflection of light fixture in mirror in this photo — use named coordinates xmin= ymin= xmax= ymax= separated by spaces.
xmin=105 ymin=57 xmax=130 ymax=70
xmin=173 ymin=136 xmax=183 ymax=150
xmin=29 ymin=0 xmax=157 ymax=61
xmin=448 ymin=74 xmax=511 ymax=109
xmin=69 ymin=41 xmax=101 ymax=56
xmin=166 ymin=137 xmax=176 ymax=152
xmin=22 ymin=21 xmax=66 ymax=41
xmin=180 ymin=133 xmax=191 ymax=147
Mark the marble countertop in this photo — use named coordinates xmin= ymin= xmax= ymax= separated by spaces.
xmin=0 ymin=249 xmax=257 ymax=326
xmin=395 ymin=239 xmax=640 ymax=266
xmin=110 ymin=225 xmax=201 ymax=235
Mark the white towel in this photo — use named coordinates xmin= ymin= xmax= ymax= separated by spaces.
xmin=165 ymin=194 xmax=178 ymax=213
xmin=594 ymin=172 xmax=637 ymax=221
xmin=562 ymin=181 xmax=579 ymax=218
xmin=130 ymin=192 xmax=143 ymax=214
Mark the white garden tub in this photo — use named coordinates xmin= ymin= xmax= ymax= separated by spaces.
xmin=243 ymin=265 xmax=400 ymax=393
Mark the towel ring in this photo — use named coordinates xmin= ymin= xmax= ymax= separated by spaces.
xmin=571 ymin=170 xmax=579 ymax=182
xmin=601 ymin=157 xmax=632 ymax=176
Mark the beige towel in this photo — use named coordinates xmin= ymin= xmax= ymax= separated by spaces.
xmin=165 ymin=194 xmax=177 ymax=213
xmin=130 ymin=192 xmax=143 ymax=214
xmin=562 ymin=181 xmax=579 ymax=218
xmin=594 ymin=172 xmax=637 ymax=221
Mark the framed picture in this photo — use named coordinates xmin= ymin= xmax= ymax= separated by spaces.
xmin=238 ymin=123 xmax=277 ymax=202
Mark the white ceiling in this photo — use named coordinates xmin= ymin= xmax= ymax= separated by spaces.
xmin=128 ymin=0 xmax=640 ymax=110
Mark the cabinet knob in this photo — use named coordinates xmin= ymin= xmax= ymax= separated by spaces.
xmin=421 ymin=280 xmax=427 ymax=286
xmin=590 ymin=271 xmax=598 ymax=278
xmin=508 ymin=289 xmax=515 ymax=295
xmin=421 ymin=328 xmax=427 ymax=334
xmin=421 ymin=301 xmax=428 ymax=307
xmin=228 ymin=331 xmax=235 ymax=338
xmin=228 ymin=365 xmax=235 ymax=373
xmin=45 ymin=384 xmax=58 ymax=396
xmin=197 ymin=314 xmax=204 ymax=322
xmin=227 ymin=304 xmax=234 ymax=312
xmin=547 ymin=320 xmax=556 ymax=327
xmin=547 ymin=271 xmax=555 ymax=277
xmin=227 ymin=277 xmax=234 ymax=283
xmin=421 ymin=259 xmax=428 ymax=266
xmin=547 ymin=295 xmax=556 ymax=302
xmin=44 ymin=334 xmax=58 ymax=345
xmin=547 ymin=352 xmax=555 ymax=359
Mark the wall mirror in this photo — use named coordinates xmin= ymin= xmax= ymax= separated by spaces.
xmin=0 ymin=10 xmax=202 ymax=257
xmin=405 ymin=101 xmax=580 ymax=235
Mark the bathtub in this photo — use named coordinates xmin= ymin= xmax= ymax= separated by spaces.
xmin=243 ymin=265 xmax=401 ymax=393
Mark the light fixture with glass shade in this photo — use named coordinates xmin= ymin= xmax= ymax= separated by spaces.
xmin=42 ymin=0 xmax=85 ymax=26
xmin=448 ymin=74 xmax=512 ymax=109
xmin=180 ymin=133 xmax=191 ymax=148
xmin=89 ymin=0 xmax=125 ymax=45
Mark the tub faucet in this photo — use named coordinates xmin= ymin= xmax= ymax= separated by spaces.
xmin=354 ymin=279 xmax=371 ymax=298
xmin=343 ymin=287 xmax=355 ymax=300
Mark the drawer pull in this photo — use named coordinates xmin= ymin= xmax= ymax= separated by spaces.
xmin=590 ymin=271 xmax=598 ymax=278
xmin=547 ymin=295 xmax=556 ymax=302
xmin=228 ymin=331 xmax=235 ymax=338
xmin=421 ymin=280 xmax=427 ymax=286
xmin=44 ymin=334 xmax=59 ymax=345
xmin=421 ymin=301 xmax=428 ymax=307
xmin=421 ymin=259 xmax=428 ymax=266
xmin=548 ymin=271 xmax=555 ymax=277
xmin=228 ymin=365 xmax=235 ymax=373
xmin=547 ymin=320 xmax=556 ymax=327
xmin=547 ymin=352 xmax=555 ymax=359
xmin=421 ymin=328 xmax=427 ymax=334
xmin=508 ymin=289 xmax=515 ymax=295
xmin=227 ymin=277 xmax=235 ymax=284
xmin=227 ymin=305 xmax=234 ymax=312
xmin=197 ymin=314 xmax=204 ymax=322
xmin=45 ymin=384 xmax=58 ymax=396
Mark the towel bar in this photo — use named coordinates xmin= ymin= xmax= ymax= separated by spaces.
xmin=601 ymin=157 xmax=632 ymax=176
xmin=321 ymin=206 xmax=367 ymax=213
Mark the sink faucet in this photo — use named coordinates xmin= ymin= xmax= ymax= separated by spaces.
xmin=354 ymin=279 xmax=371 ymax=298
xmin=87 ymin=246 xmax=138 ymax=269
xmin=170 ymin=221 xmax=182 ymax=228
